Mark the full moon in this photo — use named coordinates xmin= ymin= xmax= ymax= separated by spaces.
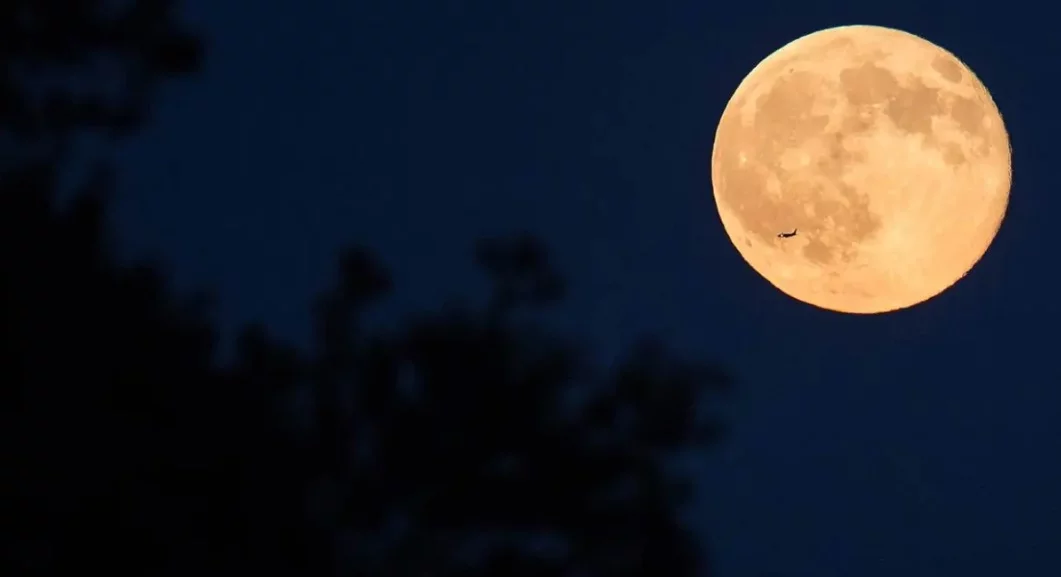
xmin=711 ymin=25 xmax=1011 ymax=313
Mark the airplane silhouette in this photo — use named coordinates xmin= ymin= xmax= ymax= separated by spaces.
xmin=777 ymin=228 xmax=797 ymax=238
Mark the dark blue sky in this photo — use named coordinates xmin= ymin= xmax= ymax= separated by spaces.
xmin=111 ymin=1 xmax=1058 ymax=575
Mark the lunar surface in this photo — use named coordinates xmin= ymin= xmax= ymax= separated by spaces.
xmin=711 ymin=25 xmax=1011 ymax=313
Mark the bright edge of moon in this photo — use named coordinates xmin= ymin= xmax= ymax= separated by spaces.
xmin=710 ymin=25 xmax=1011 ymax=314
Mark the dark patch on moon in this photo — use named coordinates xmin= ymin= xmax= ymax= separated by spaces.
xmin=839 ymin=62 xmax=943 ymax=141
xmin=931 ymin=54 xmax=963 ymax=83
xmin=949 ymin=96 xmax=986 ymax=138
xmin=820 ymin=36 xmax=856 ymax=55
xmin=885 ymin=76 xmax=943 ymax=139
xmin=941 ymin=142 xmax=966 ymax=166
xmin=797 ymin=191 xmax=879 ymax=265
xmin=819 ymin=129 xmax=867 ymax=177
xmin=837 ymin=59 xmax=990 ymax=168
xmin=802 ymin=237 xmax=832 ymax=263
xmin=839 ymin=62 xmax=902 ymax=107
xmin=753 ymin=71 xmax=831 ymax=148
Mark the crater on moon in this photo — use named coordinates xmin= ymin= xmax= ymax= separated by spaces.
xmin=711 ymin=25 xmax=1011 ymax=313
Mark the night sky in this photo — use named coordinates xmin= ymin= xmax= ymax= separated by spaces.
xmin=110 ymin=1 xmax=1058 ymax=575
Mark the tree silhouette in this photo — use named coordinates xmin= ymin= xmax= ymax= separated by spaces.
xmin=304 ymin=233 xmax=732 ymax=577
xmin=0 ymin=0 xmax=201 ymax=168
xmin=2 ymin=3 xmax=733 ymax=576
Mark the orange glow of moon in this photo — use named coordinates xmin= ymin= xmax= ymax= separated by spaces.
xmin=711 ymin=25 xmax=1011 ymax=313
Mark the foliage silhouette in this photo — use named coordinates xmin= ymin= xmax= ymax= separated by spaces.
xmin=0 ymin=0 xmax=202 ymax=167
xmin=2 ymin=2 xmax=734 ymax=576
xmin=311 ymin=234 xmax=732 ymax=577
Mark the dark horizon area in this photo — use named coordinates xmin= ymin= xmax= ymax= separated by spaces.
xmin=6 ymin=1 xmax=1061 ymax=576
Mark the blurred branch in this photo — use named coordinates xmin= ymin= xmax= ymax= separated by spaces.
xmin=0 ymin=0 xmax=203 ymax=169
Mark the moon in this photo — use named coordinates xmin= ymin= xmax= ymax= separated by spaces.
xmin=711 ymin=25 xmax=1011 ymax=314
